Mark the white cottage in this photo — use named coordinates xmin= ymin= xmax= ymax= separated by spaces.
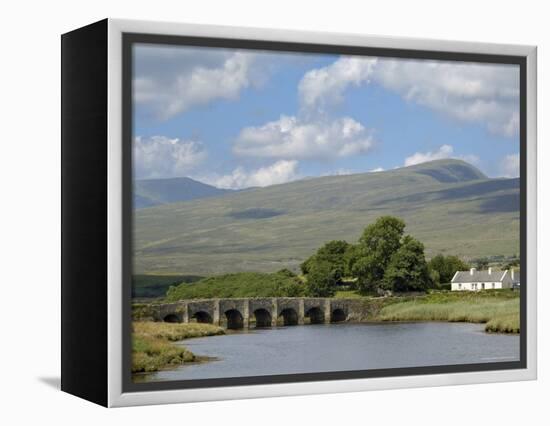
xmin=451 ymin=267 xmax=517 ymax=291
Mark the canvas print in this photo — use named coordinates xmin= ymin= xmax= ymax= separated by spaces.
xmin=130 ymin=42 xmax=521 ymax=383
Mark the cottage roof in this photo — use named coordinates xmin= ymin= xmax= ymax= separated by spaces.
xmin=452 ymin=269 xmax=506 ymax=283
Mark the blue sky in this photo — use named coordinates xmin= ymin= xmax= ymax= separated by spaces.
xmin=133 ymin=44 xmax=520 ymax=188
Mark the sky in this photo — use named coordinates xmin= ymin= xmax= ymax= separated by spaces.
xmin=132 ymin=43 xmax=520 ymax=189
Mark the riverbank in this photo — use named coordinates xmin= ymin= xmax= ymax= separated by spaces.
xmin=132 ymin=322 xmax=225 ymax=373
xmin=372 ymin=291 xmax=519 ymax=333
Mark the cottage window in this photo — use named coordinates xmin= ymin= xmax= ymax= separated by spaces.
xmin=481 ymin=283 xmax=485 ymax=290
xmin=458 ymin=283 xmax=462 ymax=290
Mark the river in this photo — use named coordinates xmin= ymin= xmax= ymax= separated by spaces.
xmin=142 ymin=322 xmax=520 ymax=382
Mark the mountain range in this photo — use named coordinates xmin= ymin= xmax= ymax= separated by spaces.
xmin=134 ymin=176 xmax=234 ymax=208
xmin=133 ymin=159 xmax=520 ymax=275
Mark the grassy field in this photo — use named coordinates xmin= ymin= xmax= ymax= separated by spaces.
xmin=374 ymin=290 xmax=520 ymax=333
xmin=132 ymin=322 xmax=224 ymax=373
xmin=134 ymin=159 xmax=519 ymax=275
xmin=165 ymin=271 xmax=305 ymax=301
xmin=334 ymin=290 xmax=368 ymax=299
xmin=132 ymin=274 xmax=203 ymax=299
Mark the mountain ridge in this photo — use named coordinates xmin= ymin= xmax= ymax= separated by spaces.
xmin=134 ymin=176 xmax=234 ymax=208
xmin=135 ymin=159 xmax=489 ymax=209
xmin=133 ymin=159 xmax=519 ymax=275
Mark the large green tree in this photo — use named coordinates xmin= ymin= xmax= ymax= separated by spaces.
xmin=301 ymin=240 xmax=349 ymax=284
xmin=353 ymin=216 xmax=405 ymax=293
xmin=383 ymin=235 xmax=432 ymax=292
xmin=343 ymin=243 xmax=360 ymax=277
xmin=306 ymin=260 xmax=338 ymax=297
xmin=428 ymin=254 xmax=470 ymax=285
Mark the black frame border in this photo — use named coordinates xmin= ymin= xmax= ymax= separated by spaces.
xmin=122 ymin=32 xmax=528 ymax=394
xmin=61 ymin=19 xmax=109 ymax=406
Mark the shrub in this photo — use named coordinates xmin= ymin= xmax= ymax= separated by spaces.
xmin=166 ymin=271 xmax=306 ymax=300
xmin=306 ymin=261 xmax=338 ymax=297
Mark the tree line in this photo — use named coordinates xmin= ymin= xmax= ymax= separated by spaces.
xmin=302 ymin=216 xmax=469 ymax=297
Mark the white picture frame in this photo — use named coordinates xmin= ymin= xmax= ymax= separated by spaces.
xmin=61 ymin=18 xmax=537 ymax=407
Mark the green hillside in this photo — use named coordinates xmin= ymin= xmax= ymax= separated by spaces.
xmin=132 ymin=274 xmax=204 ymax=299
xmin=134 ymin=176 xmax=233 ymax=208
xmin=133 ymin=159 xmax=520 ymax=275
xmin=165 ymin=271 xmax=305 ymax=300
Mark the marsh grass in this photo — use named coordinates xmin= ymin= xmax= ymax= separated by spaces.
xmin=134 ymin=321 xmax=225 ymax=341
xmin=132 ymin=322 xmax=224 ymax=373
xmin=485 ymin=313 xmax=520 ymax=333
xmin=376 ymin=293 xmax=519 ymax=333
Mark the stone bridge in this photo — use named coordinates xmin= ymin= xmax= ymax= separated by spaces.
xmin=150 ymin=298 xmax=374 ymax=329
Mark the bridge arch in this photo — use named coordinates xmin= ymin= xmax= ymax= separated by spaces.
xmin=154 ymin=297 xmax=363 ymax=328
xmin=225 ymin=309 xmax=244 ymax=329
xmin=191 ymin=311 xmax=213 ymax=324
xmin=331 ymin=308 xmax=347 ymax=323
xmin=279 ymin=308 xmax=298 ymax=326
xmin=163 ymin=313 xmax=181 ymax=323
xmin=305 ymin=307 xmax=324 ymax=324
xmin=253 ymin=308 xmax=272 ymax=328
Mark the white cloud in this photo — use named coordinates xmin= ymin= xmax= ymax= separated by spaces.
xmin=232 ymin=57 xmax=377 ymax=163
xmin=332 ymin=168 xmax=355 ymax=176
xmin=404 ymin=144 xmax=454 ymax=166
xmin=297 ymin=55 xmax=519 ymax=137
xmin=208 ymin=160 xmax=300 ymax=189
xmin=134 ymin=136 xmax=206 ymax=179
xmin=134 ymin=47 xmax=261 ymax=120
xmin=234 ymin=115 xmax=374 ymax=160
xmin=404 ymin=144 xmax=480 ymax=167
xmin=298 ymin=56 xmax=377 ymax=113
xmin=500 ymin=153 xmax=520 ymax=178
xmin=320 ymin=168 xmax=356 ymax=177
xmin=460 ymin=154 xmax=482 ymax=166
xmin=372 ymin=59 xmax=520 ymax=137
xmin=369 ymin=167 xmax=385 ymax=172
xmin=403 ymin=144 xmax=480 ymax=167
